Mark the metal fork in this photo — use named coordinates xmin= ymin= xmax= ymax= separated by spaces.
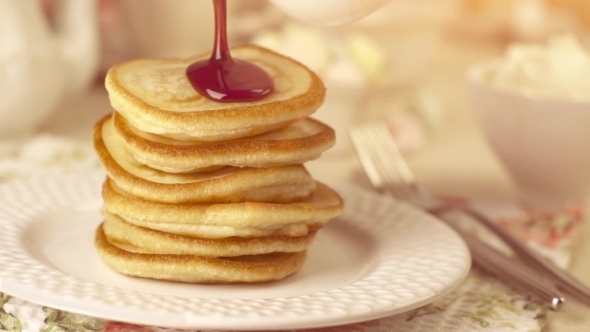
xmin=350 ymin=122 xmax=576 ymax=311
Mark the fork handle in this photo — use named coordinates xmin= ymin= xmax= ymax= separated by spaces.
xmin=433 ymin=205 xmax=590 ymax=307
xmin=456 ymin=229 xmax=565 ymax=311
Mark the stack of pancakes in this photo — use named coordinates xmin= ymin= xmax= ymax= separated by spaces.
xmin=93 ymin=45 xmax=345 ymax=283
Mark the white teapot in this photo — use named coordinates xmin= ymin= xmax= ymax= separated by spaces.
xmin=0 ymin=0 xmax=99 ymax=139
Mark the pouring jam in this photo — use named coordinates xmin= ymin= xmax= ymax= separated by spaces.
xmin=186 ymin=0 xmax=274 ymax=102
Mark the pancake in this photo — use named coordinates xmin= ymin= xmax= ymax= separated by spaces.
xmin=105 ymin=45 xmax=325 ymax=142
xmin=112 ymin=112 xmax=335 ymax=173
xmin=114 ymin=217 xmax=323 ymax=239
xmin=103 ymin=211 xmax=317 ymax=257
xmin=94 ymin=115 xmax=316 ymax=203
xmin=96 ymin=224 xmax=307 ymax=283
xmin=102 ymin=178 xmax=344 ymax=232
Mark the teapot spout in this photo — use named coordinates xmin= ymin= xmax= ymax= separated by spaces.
xmin=53 ymin=0 xmax=100 ymax=94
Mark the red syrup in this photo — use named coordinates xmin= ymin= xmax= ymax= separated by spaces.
xmin=186 ymin=0 xmax=274 ymax=102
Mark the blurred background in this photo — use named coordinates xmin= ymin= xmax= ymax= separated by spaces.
xmin=4 ymin=0 xmax=590 ymax=199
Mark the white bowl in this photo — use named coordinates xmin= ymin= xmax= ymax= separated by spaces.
xmin=466 ymin=60 xmax=590 ymax=206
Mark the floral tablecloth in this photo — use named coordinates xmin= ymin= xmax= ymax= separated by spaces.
xmin=0 ymin=135 xmax=584 ymax=332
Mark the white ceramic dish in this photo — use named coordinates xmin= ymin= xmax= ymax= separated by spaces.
xmin=0 ymin=171 xmax=470 ymax=330
xmin=467 ymin=60 xmax=590 ymax=206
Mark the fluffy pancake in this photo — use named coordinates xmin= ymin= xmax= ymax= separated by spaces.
xmin=94 ymin=115 xmax=316 ymax=203
xmin=96 ymin=224 xmax=307 ymax=283
xmin=105 ymin=45 xmax=325 ymax=142
xmin=102 ymin=179 xmax=344 ymax=233
xmin=103 ymin=211 xmax=317 ymax=257
xmin=112 ymin=112 xmax=335 ymax=173
xmin=114 ymin=214 xmax=324 ymax=239
xmin=102 ymin=178 xmax=344 ymax=232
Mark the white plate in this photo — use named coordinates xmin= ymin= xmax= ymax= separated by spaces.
xmin=0 ymin=171 xmax=471 ymax=330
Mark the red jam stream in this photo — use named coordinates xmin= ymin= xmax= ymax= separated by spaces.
xmin=186 ymin=0 xmax=274 ymax=102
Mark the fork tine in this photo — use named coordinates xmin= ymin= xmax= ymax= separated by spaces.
xmin=351 ymin=123 xmax=427 ymax=206
xmin=351 ymin=125 xmax=407 ymax=201
xmin=374 ymin=124 xmax=425 ymax=205
xmin=375 ymin=124 xmax=417 ymax=188
xmin=363 ymin=125 xmax=410 ymax=200
xmin=367 ymin=123 xmax=419 ymax=203
xmin=350 ymin=127 xmax=385 ymax=192
xmin=351 ymin=125 xmax=399 ymax=198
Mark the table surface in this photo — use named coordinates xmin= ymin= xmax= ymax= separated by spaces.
xmin=38 ymin=34 xmax=590 ymax=331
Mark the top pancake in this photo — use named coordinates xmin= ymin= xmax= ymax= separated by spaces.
xmin=106 ymin=45 xmax=326 ymax=142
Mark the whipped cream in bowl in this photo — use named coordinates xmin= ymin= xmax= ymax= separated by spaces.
xmin=470 ymin=35 xmax=590 ymax=102
xmin=466 ymin=35 xmax=590 ymax=207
